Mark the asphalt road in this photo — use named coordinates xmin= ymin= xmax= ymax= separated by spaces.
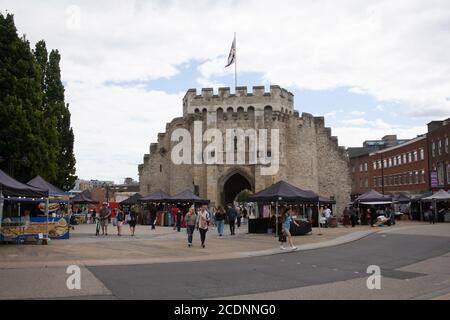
xmin=87 ymin=232 xmax=450 ymax=299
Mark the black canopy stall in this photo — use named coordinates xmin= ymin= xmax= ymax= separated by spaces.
xmin=248 ymin=180 xmax=319 ymax=236
xmin=0 ymin=169 xmax=50 ymax=243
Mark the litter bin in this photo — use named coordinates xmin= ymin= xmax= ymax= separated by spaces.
xmin=328 ymin=217 xmax=337 ymax=228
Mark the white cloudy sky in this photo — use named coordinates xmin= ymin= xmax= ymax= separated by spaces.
xmin=2 ymin=0 xmax=450 ymax=183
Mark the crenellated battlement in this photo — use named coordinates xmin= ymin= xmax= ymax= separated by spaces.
xmin=183 ymin=85 xmax=294 ymax=116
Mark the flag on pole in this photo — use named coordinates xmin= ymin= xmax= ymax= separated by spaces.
xmin=225 ymin=35 xmax=236 ymax=68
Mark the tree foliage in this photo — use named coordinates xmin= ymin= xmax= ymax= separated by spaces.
xmin=0 ymin=13 xmax=76 ymax=190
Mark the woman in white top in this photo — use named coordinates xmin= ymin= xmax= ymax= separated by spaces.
xmin=196 ymin=205 xmax=210 ymax=248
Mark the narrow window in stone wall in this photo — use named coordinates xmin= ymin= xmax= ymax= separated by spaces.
xmin=447 ymin=162 xmax=450 ymax=184
xmin=160 ymin=164 xmax=162 ymax=172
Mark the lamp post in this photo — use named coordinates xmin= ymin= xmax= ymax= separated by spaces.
xmin=380 ymin=152 xmax=385 ymax=195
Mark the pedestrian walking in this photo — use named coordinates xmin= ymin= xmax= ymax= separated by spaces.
xmin=185 ymin=206 xmax=197 ymax=247
xmin=343 ymin=206 xmax=351 ymax=227
xmin=350 ymin=207 xmax=357 ymax=227
xmin=280 ymin=208 xmax=299 ymax=250
xmin=428 ymin=206 xmax=435 ymax=224
xmin=99 ymin=203 xmax=111 ymax=236
xmin=236 ymin=206 xmax=242 ymax=228
xmin=386 ymin=207 xmax=396 ymax=226
xmin=116 ymin=209 xmax=125 ymax=236
xmin=196 ymin=205 xmax=210 ymax=248
xmin=226 ymin=204 xmax=237 ymax=235
xmin=150 ymin=204 xmax=157 ymax=230
xmin=215 ymin=206 xmax=226 ymax=236
xmin=367 ymin=208 xmax=376 ymax=227
xmin=128 ymin=208 xmax=137 ymax=236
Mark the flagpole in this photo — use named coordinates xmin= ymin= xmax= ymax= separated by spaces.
xmin=234 ymin=32 xmax=237 ymax=89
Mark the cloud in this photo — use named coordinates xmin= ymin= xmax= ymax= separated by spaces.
xmin=348 ymin=111 xmax=366 ymax=116
xmin=66 ymin=82 xmax=183 ymax=181
xmin=342 ymin=118 xmax=368 ymax=126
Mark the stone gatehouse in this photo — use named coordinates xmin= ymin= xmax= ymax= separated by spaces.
xmin=138 ymin=85 xmax=351 ymax=215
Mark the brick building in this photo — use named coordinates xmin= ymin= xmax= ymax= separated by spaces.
xmin=347 ymin=135 xmax=409 ymax=199
xmin=427 ymin=118 xmax=450 ymax=191
xmin=369 ymin=135 xmax=428 ymax=195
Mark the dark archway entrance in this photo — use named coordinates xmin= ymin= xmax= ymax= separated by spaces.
xmin=222 ymin=173 xmax=252 ymax=206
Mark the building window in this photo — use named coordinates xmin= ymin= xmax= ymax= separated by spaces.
xmin=364 ymin=163 xmax=368 ymax=172
xmin=383 ymin=159 xmax=387 ymax=168
xmin=432 ymin=142 xmax=436 ymax=157
xmin=415 ymin=171 xmax=419 ymax=184
xmin=437 ymin=162 xmax=444 ymax=186
xmin=408 ymin=153 xmax=412 ymax=162
xmin=409 ymin=172 xmax=413 ymax=184
xmin=403 ymin=154 xmax=407 ymax=164
xmin=413 ymin=151 xmax=418 ymax=161
xmin=388 ymin=158 xmax=392 ymax=167
xmin=397 ymin=155 xmax=402 ymax=165
xmin=420 ymin=170 xmax=425 ymax=183
xmin=446 ymin=137 xmax=449 ymax=154
xmin=359 ymin=164 xmax=363 ymax=172
xmin=438 ymin=140 xmax=442 ymax=155
xmin=393 ymin=157 xmax=397 ymax=166
xmin=364 ymin=177 xmax=368 ymax=188
xmin=419 ymin=148 xmax=424 ymax=160
xmin=377 ymin=160 xmax=381 ymax=169
xmin=373 ymin=161 xmax=377 ymax=170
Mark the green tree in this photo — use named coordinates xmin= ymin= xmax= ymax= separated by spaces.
xmin=45 ymin=49 xmax=77 ymax=190
xmin=0 ymin=13 xmax=54 ymax=182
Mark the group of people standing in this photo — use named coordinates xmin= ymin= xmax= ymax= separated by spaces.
xmin=94 ymin=203 xmax=138 ymax=236
xmin=184 ymin=203 xmax=247 ymax=248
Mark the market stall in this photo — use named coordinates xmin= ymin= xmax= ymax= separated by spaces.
xmin=0 ymin=169 xmax=50 ymax=244
xmin=353 ymin=190 xmax=393 ymax=224
xmin=69 ymin=192 xmax=99 ymax=224
xmin=139 ymin=191 xmax=171 ymax=226
xmin=28 ymin=175 xmax=71 ymax=239
xmin=421 ymin=189 xmax=450 ymax=222
xmin=248 ymin=180 xmax=319 ymax=236
xmin=166 ymin=190 xmax=210 ymax=228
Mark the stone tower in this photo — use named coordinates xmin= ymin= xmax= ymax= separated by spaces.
xmin=138 ymin=85 xmax=351 ymax=215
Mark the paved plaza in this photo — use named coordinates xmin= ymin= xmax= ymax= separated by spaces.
xmin=0 ymin=221 xmax=449 ymax=300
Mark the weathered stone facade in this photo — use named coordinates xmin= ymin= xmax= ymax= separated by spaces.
xmin=138 ymin=85 xmax=351 ymax=216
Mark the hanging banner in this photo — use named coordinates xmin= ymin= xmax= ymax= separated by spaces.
xmin=0 ymin=217 xmax=69 ymax=241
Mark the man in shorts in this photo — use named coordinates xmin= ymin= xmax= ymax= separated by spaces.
xmin=99 ymin=203 xmax=111 ymax=236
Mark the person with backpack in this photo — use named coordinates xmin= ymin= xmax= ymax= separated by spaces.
xmin=116 ymin=208 xmax=125 ymax=236
xmin=128 ymin=208 xmax=138 ymax=236
xmin=226 ymin=204 xmax=237 ymax=235
xmin=116 ymin=209 xmax=125 ymax=236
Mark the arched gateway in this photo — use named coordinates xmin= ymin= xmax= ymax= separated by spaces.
xmin=220 ymin=170 xmax=253 ymax=206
